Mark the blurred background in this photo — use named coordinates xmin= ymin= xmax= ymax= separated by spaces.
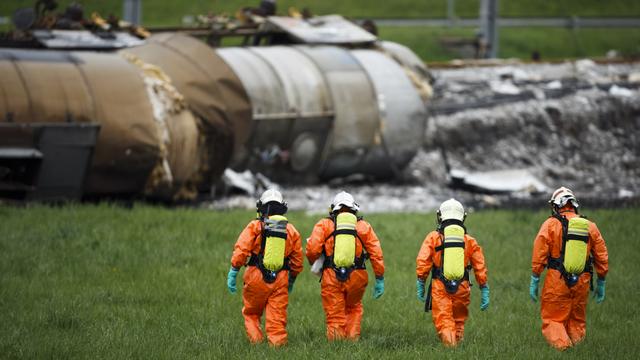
xmin=0 ymin=0 xmax=639 ymax=211
xmin=3 ymin=0 xmax=640 ymax=61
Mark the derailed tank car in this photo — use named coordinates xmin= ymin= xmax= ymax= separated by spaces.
xmin=217 ymin=44 xmax=427 ymax=181
xmin=0 ymin=12 xmax=432 ymax=200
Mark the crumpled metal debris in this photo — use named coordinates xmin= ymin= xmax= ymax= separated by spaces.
xmin=609 ymin=85 xmax=633 ymax=97
xmin=209 ymin=60 xmax=640 ymax=212
xmin=221 ymin=168 xmax=279 ymax=196
xmin=449 ymin=168 xmax=548 ymax=194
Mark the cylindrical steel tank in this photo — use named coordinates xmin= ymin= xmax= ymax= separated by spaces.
xmin=352 ymin=49 xmax=427 ymax=176
xmin=125 ymin=33 xmax=252 ymax=186
xmin=217 ymin=43 xmax=428 ymax=181
xmin=0 ymin=48 xmax=202 ymax=200
xmin=217 ymin=46 xmax=335 ymax=180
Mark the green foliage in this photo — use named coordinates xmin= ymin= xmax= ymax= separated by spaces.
xmin=0 ymin=204 xmax=638 ymax=358
xmin=378 ymin=26 xmax=477 ymax=62
xmin=499 ymin=27 xmax=640 ymax=60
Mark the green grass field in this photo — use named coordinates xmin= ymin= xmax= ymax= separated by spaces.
xmin=0 ymin=204 xmax=638 ymax=358
xmin=379 ymin=26 xmax=640 ymax=61
xmin=2 ymin=0 xmax=640 ymax=24
xmin=2 ymin=1 xmax=640 ymax=61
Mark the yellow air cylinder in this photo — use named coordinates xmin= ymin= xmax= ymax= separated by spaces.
xmin=563 ymin=217 xmax=589 ymax=274
xmin=262 ymin=215 xmax=288 ymax=271
xmin=443 ymin=224 xmax=465 ymax=281
xmin=333 ymin=212 xmax=357 ymax=268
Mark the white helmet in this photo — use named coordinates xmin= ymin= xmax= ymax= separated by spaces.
xmin=549 ymin=186 xmax=579 ymax=208
xmin=438 ymin=198 xmax=465 ymax=222
xmin=259 ymin=188 xmax=284 ymax=205
xmin=331 ymin=191 xmax=360 ymax=212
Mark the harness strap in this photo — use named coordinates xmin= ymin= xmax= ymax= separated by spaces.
xmin=549 ymin=213 xmax=593 ymax=288
xmin=425 ymin=280 xmax=433 ymax=312
xmin=435 ymin=242 xmax=465 ymax=252
xmin=259 ymin=219 xmax=267 ymax=255
xmin=322 ymin=217 xmax=368 ymax=270
xmin=323 ymin=254 xmax=367 ymax=270
xmin=548 ymin=256 xmax=592 ymax=273
xmin=432 ymin=266 xmax=471 ymax=282
xmin=547 ymin=256 xmax=593 ymax=288
xmin=424 ymin=265 xmax=471 ymax=312
xmin=334 ymin=228 xmax=358 ymax=236
xmin=263 ymin=228 xmax=287 ymax=239
xmin=569 ymin=234 xmax=589 ymax=243
xmin=437 ymin=218 xmax=466 ymax=234
xmin=247 ymin=253 xmax=291 ymax=271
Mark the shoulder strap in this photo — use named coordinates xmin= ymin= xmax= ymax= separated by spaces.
xmin=435 ymin=226 xmax=467 ymax=270
xmin=437 ymin=218 xmax=467 ymax=234
xmin=551 ymin=214 xmax=569 ymax=260
xmin=259 ymin=219 xmax=266 ymax=256
xmin=325 ymin=216 xmax=368 ymax=259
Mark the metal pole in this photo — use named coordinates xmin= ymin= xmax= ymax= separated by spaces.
xmin=489 ymin=0 xmax=498 ymax=58
xmin=123 ymin=0 xmax=142 ymax=25
xmin=447 ymin=0 xmax=456 ymax=26
xmin=479 ymin=0 xmax=498 ymax=58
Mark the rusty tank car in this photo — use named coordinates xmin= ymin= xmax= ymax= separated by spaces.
xmin=0 ymin=5 xmax=432 ymax=201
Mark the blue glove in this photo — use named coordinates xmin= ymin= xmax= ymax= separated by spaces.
xmin=373 ymin=276 xmax=384 ymax=299
xmin=288 ymin=274 xmax=297 ymax=293
xmin=594 ymin=278 xmax=606 ymax=303
xmin=417 ymin=279 xmax=426 ymax=302
xmin=480 ymin=284 xmax=490 ymax=310
xmin=227 ymin=267 xmax=239 ymax=294
xmin=530 ymin=274 xmax=540 ymax=302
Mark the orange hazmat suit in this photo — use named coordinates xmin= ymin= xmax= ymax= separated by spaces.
xmin=531 ymin=207 xmax=608 ymax=350
xmin=230 ymin=219 xmax=303 ymax=346
xmin=306 ymin=217 xmax=385 ymax=340
xmin=416 ymin=231 xmax=488 ymax=346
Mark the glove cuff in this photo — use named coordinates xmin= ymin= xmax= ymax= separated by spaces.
xmin=230 ymin=266 xmax=239 ymax=272
xmin=376 ymin=275 xmax=384 ymax=281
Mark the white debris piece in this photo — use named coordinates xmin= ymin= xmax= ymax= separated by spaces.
xmin=450 ymin=168 xmax=548 ymax=194
xmin=489 ymin=80 xmax=520 ymax=95
xmin=497 ymin=67 xmax=531 ymax=82
xmin=545 ymin=80 xmax=562 ymax=89
xmin=609 ymin=85 xmax=633 ymax=97
xmin=618 ymin=189 xmax=634 ymax=198
xmin=222 ymin=169 xmax=257 ymax=195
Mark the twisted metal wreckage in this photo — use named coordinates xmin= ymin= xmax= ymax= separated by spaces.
xmin=0 ymin=14 xmax=433 ymax=201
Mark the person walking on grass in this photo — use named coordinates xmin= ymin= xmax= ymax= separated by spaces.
xmin=416 ymin=198 xmax=490 ymax=347
xmin=226 ymin=189 xmax=303 ymax=346
xmin=529 ymin=187 xmax=608 ymax=351
xmin=305 ymin=191 xmax=385 ymax=341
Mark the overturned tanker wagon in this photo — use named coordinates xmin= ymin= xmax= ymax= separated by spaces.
xmin=0 ymin=15 xmax=431 ymax=201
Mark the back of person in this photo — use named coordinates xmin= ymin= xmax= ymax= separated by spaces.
xmin=415 ymin=198 xmax=489 ymax=347
xmin=305 ymin=191 xmax=385 ymax=341
xmin=529 ymin=187 xmax=608 ymax=351
xmin=226 ymin=189 xmax=303 ymax=347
